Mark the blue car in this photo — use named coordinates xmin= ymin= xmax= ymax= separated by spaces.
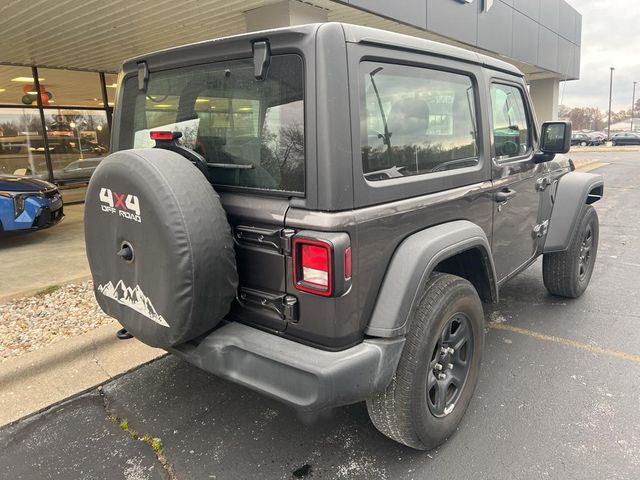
xmin=0 ymin=175 xmax=64 ymax=232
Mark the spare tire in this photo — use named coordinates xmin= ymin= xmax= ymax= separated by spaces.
xmin=85 ymin=148 xmax=238 ymax=348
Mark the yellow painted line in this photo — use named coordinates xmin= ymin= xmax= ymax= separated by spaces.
xmin=489 ymin=322 xmax=640 ymax=364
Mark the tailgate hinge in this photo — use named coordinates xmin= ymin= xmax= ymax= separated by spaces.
xmin=279 ymin=228 xmax=295 ymax=255
xmin=234 ymin=226 xmax=295 ymax=255
xmin=238 ymin=287 xmax=298 ymax=321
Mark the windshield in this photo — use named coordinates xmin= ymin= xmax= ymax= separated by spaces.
xmin=120 ymin=54 xmax=305 ymax=193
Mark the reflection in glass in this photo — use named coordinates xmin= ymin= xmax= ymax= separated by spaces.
xmin=0 ymin=108 xmax=47 ymax=178
xmin=542 ymin=123 xmax=566 ymax=151
xmin=361 ymin=63 xmax=479 ymax=181
xmin=43 ymin=109 xmax=110 ymax=185
xmin=490 ymin=84 xmax=530 ymax=159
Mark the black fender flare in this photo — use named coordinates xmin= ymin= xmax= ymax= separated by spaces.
xmin=365 ymin=220 xmax=497 ymax=338
xmin=544 ymin=171 xmax=604 ymax=253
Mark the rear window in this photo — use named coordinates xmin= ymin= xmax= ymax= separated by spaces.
xmin=120 ymin=54 xmax=305 ymax=193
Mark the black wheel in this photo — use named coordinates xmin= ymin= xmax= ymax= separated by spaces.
xmin=366 ymin=273 xmax=484 ymax=450
xmin=543 ymin=205 xmax=599 ymax=298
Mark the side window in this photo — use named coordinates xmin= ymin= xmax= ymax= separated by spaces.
xmin=490 ymin=83 xmax=531 ymax=160
xmin=361 ymin=62 xmax=479 ymax=182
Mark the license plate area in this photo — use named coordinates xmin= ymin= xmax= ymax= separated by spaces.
xmin=50 ymin=195 xmax=63 ymax=211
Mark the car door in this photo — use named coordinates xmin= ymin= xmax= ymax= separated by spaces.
xmin=489 ymin=80 xmax=545 ymax=282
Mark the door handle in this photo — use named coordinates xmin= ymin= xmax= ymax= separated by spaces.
xmin=495 ymin=188 xmax=517 ymax=203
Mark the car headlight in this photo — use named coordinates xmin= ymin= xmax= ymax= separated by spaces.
xmin=0 ymin=191 xmax=38 ymax=218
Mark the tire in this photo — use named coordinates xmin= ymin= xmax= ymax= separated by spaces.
xmin=580 ymin=141 xmax=587 ymax=147
xmin=611 ymin=140 xmax=617 ymax=146
xmin=543 ymin=205 xmax=599 ymax=298
xmin=366 ymin=272 xmax=484 ymax=450
xmin=85 ymin=148 xmax=238 ymax=348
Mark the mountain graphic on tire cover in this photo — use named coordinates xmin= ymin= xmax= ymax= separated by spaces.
xmin=97 ymin=280 xmax=169 ymax=327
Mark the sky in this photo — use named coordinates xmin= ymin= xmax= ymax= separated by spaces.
xmin=560 ymin=0 xmax=640 ymax=112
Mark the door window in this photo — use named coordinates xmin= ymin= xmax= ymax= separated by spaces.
xmin=490 ymin=84 xmax=531 ymax=160
xmin=360 ymin=62 xmax=479 ymax=181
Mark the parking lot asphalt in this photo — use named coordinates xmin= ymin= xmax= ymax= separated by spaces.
xmin=1 ymin=151 xmax=639 ymax=479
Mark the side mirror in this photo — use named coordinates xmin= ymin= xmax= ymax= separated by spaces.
xmin=540 ymin=121 xmax=572 ymax=154
xmin=535 ymin=121 xmax=572 ymax=163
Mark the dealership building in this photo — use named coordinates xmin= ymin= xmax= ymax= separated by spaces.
xmin=0 ymin=0 xmax=582 ymax=194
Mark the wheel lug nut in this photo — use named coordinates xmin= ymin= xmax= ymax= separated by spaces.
xmin=434 ymin=363 xmax=443 ymax=371
xmin=437 ymin=373 xmax=446 ymax=380
xmin=445 ymin=347 xmax=455 ymax=354
xmin=447 ymin=363 xmax=454 ymax=370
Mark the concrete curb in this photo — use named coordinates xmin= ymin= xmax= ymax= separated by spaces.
xmin=0 ymin=323 xmax=164 ymax=427
xmin=0 ymin=274 xmax=92 ymax=305
xmin=571 ymin=146 xmax=640 ymax=153
xmin=572 ymin=157 xmax=608 ymax=173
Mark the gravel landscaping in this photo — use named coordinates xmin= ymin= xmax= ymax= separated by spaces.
xmin=0 ymin=281 xmax=115 ymax=362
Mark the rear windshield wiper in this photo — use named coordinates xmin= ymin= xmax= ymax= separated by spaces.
xmin=206 ymin=163 xmax=253 ymax=169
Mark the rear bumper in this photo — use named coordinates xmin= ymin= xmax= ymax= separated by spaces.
xmin=169 ymin=322 xmax=405 ymax=412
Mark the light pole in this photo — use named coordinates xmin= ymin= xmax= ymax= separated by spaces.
xmin=607 ymin=67 xmax=615 ymax=140
xmin=69 ymin=121 xmax=84 ymax=160
xmin=631 ymin=81 xmax=637 ymax=132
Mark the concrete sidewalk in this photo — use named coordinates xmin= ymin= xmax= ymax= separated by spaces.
xmin=0 ymin=203 xmax=90 ymax=303
xmin=0 ymin=323 xmax=164 ymax=427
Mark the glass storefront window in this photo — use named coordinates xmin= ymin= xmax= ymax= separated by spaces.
xmin=0 ymin=108 xmax=47 ymax=178
xmin=43 ymin=109 xmax=110 ymax=185
xmin=1 ymin=66 xmax=112 ymax=187
xmin=0 ymin=65 xmax=40 ymax=106
xmin=36 ymin=68 xmax=104 ymax=108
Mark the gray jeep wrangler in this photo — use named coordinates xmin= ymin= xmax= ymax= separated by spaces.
xmin=85 ymin=23 xmax=604 ymax=450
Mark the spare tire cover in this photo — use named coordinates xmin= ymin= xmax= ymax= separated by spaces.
xmin=85 ymin=148 xmax=238 ymax=348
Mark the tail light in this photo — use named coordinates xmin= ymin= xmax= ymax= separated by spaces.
xmin=293 ymin=232 xmax=351 ymax=297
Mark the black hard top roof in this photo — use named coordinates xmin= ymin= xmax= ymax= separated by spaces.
xmin=123 ymin=22 xmax=522 ymax=77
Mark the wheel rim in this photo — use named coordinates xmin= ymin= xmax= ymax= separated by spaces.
xmin=578 ymin=224 xmax=594 ymax=281
xmin=427 ymin=313 xmax=474 ymax=418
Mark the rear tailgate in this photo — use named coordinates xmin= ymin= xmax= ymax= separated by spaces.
xmin=220 ymin=192 xmax=294 ymax=331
